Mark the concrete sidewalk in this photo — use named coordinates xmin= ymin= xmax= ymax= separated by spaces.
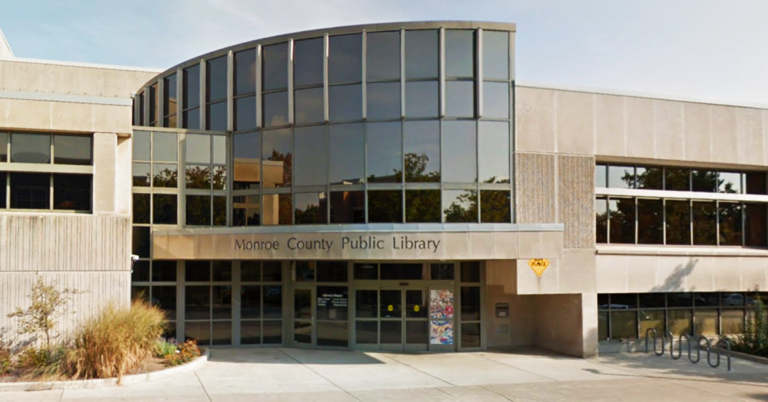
xmin=4 ymin=348 xmax=768 ymax=401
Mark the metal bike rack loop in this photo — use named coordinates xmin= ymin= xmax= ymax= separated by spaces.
xmin=644 ymin=331 xmax=731 ymax=372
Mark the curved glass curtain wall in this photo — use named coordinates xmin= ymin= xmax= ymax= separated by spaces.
xmin=132 ymin=27 xmax=513 ymax=227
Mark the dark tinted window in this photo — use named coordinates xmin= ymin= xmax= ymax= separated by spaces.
xmin=431 ymin=263 xmax=455 ymax=280
xmin=330 ymin=191 xmax=364 ymax=223
xmin=442 ymin=121 xmax=476 ymax=183
xmin=235 ymin=96 xmax=256 ymax=131
xmin=481 ymin=190 xmax=510 ymax=223
xmin=406 ymin=190 xmax=440 ymax=223
xmin=460 ymin=261 xmax=481 ymax=282
xmin=153 ymin=163 xmax=177 ymax=188
xmin=153 ymin=194 xmax=177 ymax=224
xmin=294 ymin=87 xmax=324 ymax=124
xmin=367 ymin=31 xmax=400 ymax=82
xmin=445 ymin=30 xmax=475 ymax=78
xmin=233 ymin=195 xmax=260 ymax=226
xmin=405 ymin=30 xmax=438 ymax=79
xmin=637 ymin=199 xmax=663 ymax=244
xmin=263 ymin=91 xmax=289 ymax=128
xmin=133 ymin=163 xmax=150 ymax=187
xmin=262 ymin=129 xmax=292 ymax=188
xmin=294 ymin=192 xmax=325 ymax=224
xmin=0 ymin=133 xmax=6 ymax=162
xmin=207 ymin=101 xmax=228 ymax=131
xmin=262 ymin=193 xmax=292 ymax=225
xmin=404 ymin=121 xmax=440 ymax=182
xmin=54 ymin=135 xmax=92 ymax=165
xmin=206 ymin=56 xmax=227 ymax=102
xmin=186 ymin=195 xmax=210 ymax=226
xmin=380 ymin=263 xmax=426 ymax=280
xmin=164 ymin=74 xmax=177 ymax=126
xmin=235 ymin=49 xmax=256 ymax=96
xmin=665 ymin=168 xmax=690 ymax=191
xmin=53 ymin=174 xmax=90 ymax=211
xmin=11 ymin=173 xmax=49 ymax=209
xmin=596 ymin=198 xmax=608 ymax=243
xmin=183 ymin=109 xmax=200 ymax=130
xmin=692 ymin=170 xmax=717 ymax=192
xmin=482 ymin=31 xmax=509 ymax=80
xmin=183 ymin=65 xmax=201 ymax=109
xmin=11 ymin=133 xmax=50 ymax=164
xmin=666 ymin=200 xmax=691 ymax=245
xmin=329 ymin=34 xmax=362 ymax=85
xmin=483 ymin=82 xmax=509 ymax=119
xmin=132 ymin=227 xmax=150 ymax=258
xmin=478 ymin=121 xmax=509 ymax=183
xmin=329 ymin=84 xmax=362 ymax=122
xmin=294 ymin=126 xmax=327 ymax=186
xmin=133 ymin=193 xmax=149 ymax=224
xmin=693 ymin=201 xmax=717 ymax=245
xmin=317 ymin=262 xmax=348 ymax=282
xmin=149 ymin=84 xmax=158 ymax=125
xmin=443 ymin=190 xmax=477 ymax=223
xmin=367 ymin=82 xmax=400 ymax=120
xmin=367 ymin=122 xmax=402 ymax=183
xmin=746 ymin=172 xmax=767 ymax=195
xmin=639 ymin=293 xmax=665 ymax=308
xmin=636 ymin=166 xmax=663 ymax=190
xmin=294 ymin=38 xmax=323 ymax=87
xmin=445 ymin=81 xmax=474 ymax=118
xmin=233 ymin=131 xmax=260 ymax=190
xmin=609 ymin=198 xmax=635 ymax=244
xmin=745 ymin=203 xmax=767 ymax=247
xmin=405 ymin=81 xmax=438 ymax=118
xmin=354 ymin=264 xmax=377 ymax=280
xmin=329 ymin=123 xmax=364 ymax=185
xmin=368 ymin=191 xmax=402 ymax=223
xmin=719 ymin=202 xmax=742 ymax=245
xmin=186 ymin=165 xmax=210 ymax=190
xmin=262 ymin=43 xmax=288 ymax=91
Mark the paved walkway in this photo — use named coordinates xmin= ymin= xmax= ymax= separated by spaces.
xmin=4 ymin=348 xmax=768 ymax=401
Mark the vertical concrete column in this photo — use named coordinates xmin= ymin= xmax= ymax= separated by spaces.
xmin=581 ymin=292 xmax=599 ymax=358
xmin=115 ymin=135 xmax=133 ymax=215
xmin=93 ymin=132 xmax=117 ymax=214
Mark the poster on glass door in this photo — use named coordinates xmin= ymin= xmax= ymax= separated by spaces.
xmin=430 ymin=289 xmax=454 ymax=345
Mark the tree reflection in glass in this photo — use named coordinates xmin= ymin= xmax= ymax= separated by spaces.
xmin=480 ymin=190 xmax=510 ymax=223
xmin=406 ymin=190 xmax=440 ymax=223
xmin=693 ymin=201 xmax=717 ymax=245
xmin=368 ymin=191 xmax=402 ymax=223
xmin=608 ymin=198 xmax=635 ymax=243
xmin=636 ymin=166 xmax=662 ymax=190
xmin=186 ymin=165 xmax=211 ymax=189
xmin=443 ymin=190 xmax=477 ymax=223
xmin=152 ymin=164 xmax=178 ymax=188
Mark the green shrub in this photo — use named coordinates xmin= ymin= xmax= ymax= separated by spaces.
xmin=155 ymin=338 xmax=177 ymax=359
xmin=735 ymin=299 xmax=768 ymax=357
xmin=15 ymin=345 xmax=67 ymax=380
xmin=61 ymin=299 xmax=166 ymax=383
xmin=0 ymin=340 xmax=12 ymax=375
xmin=162 ymin=340 xmax=200 ymax=367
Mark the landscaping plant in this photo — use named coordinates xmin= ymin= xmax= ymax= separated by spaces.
xmin=735 ymin=298 xmax=768 ymax=357
xmin=154 ymin=338 xmax=201 ymax=367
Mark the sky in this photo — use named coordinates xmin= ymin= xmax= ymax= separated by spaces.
xmin=1 ymin=0 xmax=767 ymax=105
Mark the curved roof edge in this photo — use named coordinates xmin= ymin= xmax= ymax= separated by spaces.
xmin=138 ymin=20 xmax=516 ymax=90
xmin=517 ymin=81 xmax=768 ymax=111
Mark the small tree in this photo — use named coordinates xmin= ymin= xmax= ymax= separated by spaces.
xmin=7 ymin=276 xmax=80 ymax=349
xmin=739 ymin=299 xmax=768 ymax=356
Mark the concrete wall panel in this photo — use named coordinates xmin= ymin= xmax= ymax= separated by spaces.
xmin=624 ymin=97 xmax=654 ymax=159
xmin=594 ymin=94 xmax=625 ymax=157
xmin=653 ymin=100 xmax=684 ymax=160
xmin=555 ymin=91 xmax=594 ymax=154
xmin=710 ymin=105 xmax=738 ymax=164
xmin=683 ymin=102 xmax=712 ymax=162
xmin=516 ymin=87 xmax=555 ymax=153
xmin=557 ymin=155 xmax=594 ymax=249
xmin=515 ymin=152 xmax=556 ymax=223
xmin=737 ymin=108 xmax=764 ymax=166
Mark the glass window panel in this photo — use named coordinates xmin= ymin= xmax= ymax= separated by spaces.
xmin=164 ymin=74 xmax=177 ymax=117
xmin=722 ymin=309 xmax=744 ymax=334
xmin=639 ymin=293 xmax=665 ymax=308
xmin=233 ymin=131 xmax=260 ymax=190
xmin=0 ymin=133 xmax=6 ymax=162
xmin=316 ymin=286 xmax=348 ymax=321
xmin=294 ymin=38 xmax=324 ymax=87
xmin=208 ymin=166 xmax=225 ymax=192
xmin=443 ymin=190 xmax=477 ymax=223
xmin=294 ymin=192 xmax=325 ymax=224
xmin=152 ymin=194 xmax=177 ymax=224
xmin=405 ymin=81 xmax=438 ymax=118
xmin=379 ymin=289 xmax=403 ymax=318
xmin=696 ymin=293 xmax=720 ymax=307
xmin=213 ymin=286 xmax=232 ymax=320
xmin=445 ymin=81 xmax=474 ymax=118
xmin=183 ymin=109 xmax=200 ymax=130
xmin=329 ymin=84 xmax=362 ymax=122
xmin=11 ymin=133 xmax=50 ymax=164
xmin=213 ymin=196 xmax=226 ymax=226
xmin=478 ymin=121 xmax=509 ymax=183
xmin=233 ymin=195 xmax=260 ymax=226
xmin=0 ymin=175 xmax=5 ymax=208
xmin=152 ymin=164 xmax=177 ymax=188
xmin=611 ymin=294 xmax=637 ymax=309
xmin=483 ymin=81 xmax=509 ymax=119
xmin=317 ymin=261 xmax=348 ymax=283
xmin=263 ymin=262 xmax=282 ymax=282
xmin=263 ymin=193 xmax=292 ymax=225
xmin=380 ymin=321 xmax=402 ymax=343
xmin=404 ymin=120 xmax=440 ymax=182
xmin=636 ymin=166 xmax=663 ymax=190
xmin=329 ymin=123 xmax=364 ymax=184
xmin=665 ymin=167 xmax=690 ymax=191
xmin=133 ymin=131 xmax=150 ymax=161
xmin=460 ymin=262 xmax=480 ymax=283
xmin=262 ymin=43 xmax=288 ymax=91
xmin=241 ymin=261 xmax=261 ymax=282
xmin=480 ymin=190 xmax=510 ymax=223
xmin=53 ymin=174 xmax=90 ymax=211
xmin=149 ymin=84 xmax=158 ymax=125
xmin=356 ymin=321 xmax=378 ymax=344
xmin=639 ymin=310 xmax=664 ymax=338
xmin=367 ymin=31 xmax=400 ymax=82
xmin=595 ymin=164 xmax=607 ymax=187
xmin=354 ymin=264 xmax=378 ymax=280
xmin=152 ymin=286 xmax=177 ymax=320
xmin=137 ymin=93 xmax=145 ymax=126
xmin=185 ymin=285 xmax=211 ymax=320
xmin=131 ymin=260 xmax=149 ymax=282
xmin=317 ymin=322 xmax=348 ymax=347
xmin=206 ymin=56 xmax=227 ymax=102
xmin=445 ymin=30 xmax=474 ymax=78
xmin=483 ymin=31 xmax=509 ymax=80
xmin=367 ymin=122 xmax=402 ymax=183
xmin=185 ymin=261 xmax=210 ymax=281
xmin=693 ymin=201 xmax=717 ymax=245
xmin=263 ymin=91 xmax=289 ymax=128
xmin=185 ymin=321 xmax=210 ymax=346
xmin=722 ymin=292 xmax=744 ymax=307
xmin=692 ymin=169 xmax=717 ymax=192
xmin=186 ymin=134 xmax=210 ymax=164
xmin=234 ymin=49 xmax=257 ymax=96
xmin=186 ymin=195 xmax=211 ymax=226
xmin=608 ymin=198 xmax=635 ymax=244
xmin=294 ymin=126 xmax=328 ymax=186
xmin=430 ymin=263 xmax=454 ymax=280
xmin=183 ymin=65 xmax=200 ymax=110
xmin=461 ymin=287 xmax=481 ymax=321
xmin=207 ymin=101 xmax=227 ymax=131
xmin=459 ymin=322 xmax=481 ymax=348
xmin=719 ymin=202 xmax=742 ymax=245
xmin=166 ymin=116 xmax=179 ymax=130
xmin=10 ymin=173 xmax=49 ymax=209
xmin=442 ymin=121 xmax=476 ymax=182
xmin=212 ymin=321 xmax=232 ymax=346
xmin=132 ymin=227 xmax=150 ymax=258
xmin=211 ymin=136 xmax=226 ymax=165
xmin=668 ymin=292 xmax=693 ymax=307
xmin=609 ymin=311 xmax=637 ymax=340
xmin=719 ymin=172 xmax=742 ymax=194
xmin=152 ymin=261 xmax=177 ymax=281
xmin=235 ymin=96 xmax=256 ymax=131
xmin=294 ymin=288 xmax=313 ymax=317
xmin=330 ymin=191 xmax=364 ymax=224
xmin=665 ymin=200 xmax=691 ymax=245
xmin=366 ymin=82 xmax=401 ymax=120
xmin=405 ymin=30 xmax=438 ymax=79
xmin=263 ymin=320 xmax=282 ymax=343
xmin=608 ymin=165 xmax=634 ymax=189
xmin=294 ymin=87 xmax=324 ymax=124
xmin=596 ymin=198 xmax=608 ymax=244
xmin=262 ymin=129 xmax=292 ymax=188
xmin=54 ymin=135 xmax=91 ymax=165
xmin=240 ymin=320 xmax=260 ymax=345
xmin=745 ymin=203 xmax=767 ymax=247
xmin=329 ymin=34 xmax=362 ymax=85
xmin=694 ymin=309 xmax=718 ymax=336
xmin=746 ymin=172 xmax=767 ymax=195
xmin=406 ymin=190 xmax=441 ymax=223
xmin=637 ymin=199 xmax=663 ymax=245
xmin=367 ymin=190 xmax=402 ymax=223
xmin=133 ymin=193 xmax=150 ymax=224
xmin=153 ymin=132 xmax=177 ymax=162
xmin=263 ymin=285 xmax=282 ymax=319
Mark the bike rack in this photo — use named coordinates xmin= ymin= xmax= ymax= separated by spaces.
xmin=644 ymin=330 xmax=731 ymax=372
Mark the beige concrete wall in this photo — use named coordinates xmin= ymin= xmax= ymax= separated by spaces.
xmin=528 ymin=293 xmax=597 ymax=358
xmin=516 ymin=85 xmax=768 ymax=167
xmin=485 ymin=285 xmax=533 ymax=348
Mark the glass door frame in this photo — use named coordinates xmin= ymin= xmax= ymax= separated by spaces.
xmin=291 ymin=284 xmax=315 ymax=348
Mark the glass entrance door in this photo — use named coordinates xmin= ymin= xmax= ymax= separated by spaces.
xmin=293 ymin=287 xmax=314 ymax=347
xmin=355 ymin=287 xmax=429 ymax=351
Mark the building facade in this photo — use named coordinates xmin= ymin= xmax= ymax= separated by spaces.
xmin=2 ymin=21 xmax=767 ymax=358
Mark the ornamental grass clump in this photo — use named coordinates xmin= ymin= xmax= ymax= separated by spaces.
xmin=61 ymin=299 xmax=165 ymax=383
